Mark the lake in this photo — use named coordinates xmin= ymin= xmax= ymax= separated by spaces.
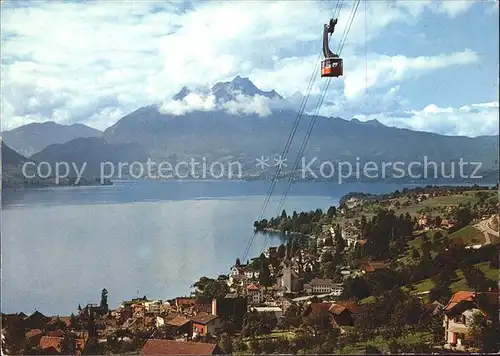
xmin=2 ymin=179 xmax=427 ymax=315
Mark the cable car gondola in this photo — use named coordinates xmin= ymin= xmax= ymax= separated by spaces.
xmin=321 ymin=18 xmax=343 ymax=78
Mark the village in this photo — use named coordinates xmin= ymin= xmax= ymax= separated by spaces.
xmin=2 ymin=186 xmax=499 ymax=355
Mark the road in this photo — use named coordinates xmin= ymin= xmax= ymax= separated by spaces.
xmin=475 ymin=216 xmax=499 ymax=245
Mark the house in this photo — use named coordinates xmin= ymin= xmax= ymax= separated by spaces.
xmin=423 ymin=301 xmax=443 ymax=316
xmin=190 ymin=314 xmax=222 ymax=337
xmin=303 ymin=279 xmax=343 ymax=296
xmin=140 ymin=339 xmax=222 ymax=355
xmin=443 ymin=291 xmax=499 ymax=350
xmin=144 ymin=300 xmax=163 ymax=314
xmin=265 ymin=246 xmax=278 ymax=259
xmin=301 ymin=302 xmax=338 ymax=329
xmin=417 ymin=214 xmax=428 ymax=228
xmin=250 ymin=306 xmax=283 ymax=325
xmin=25 ymin=329 xmax=43 ymax=348
xmin=38 ymin=335 xmax=86 ymax=355
xmin=341 ymin=226 xmax=360 ymax=248
xmin=358 ymin=260 xmax=389 ymax=273
xmin=244 ymin=269 xmax=260 ymax=280
xmin=328 ymin=303 xmax=355 ymax=326
xmin=441 ymin=219 xmax=456 ymax=230
xmin=247 ymin=283 xmax=264 ymax=304
xmin=275 ymin=296 xmax=293 ymax=312
xmin=175 ymin=297 xmax=197 ymax=312
xmin=166 ymin=316 xmax=192 ymax=338
xmin=24 ymin=311 xmax=51 ymax=330
xmin=229 ymin=266 xmax=246 ymax=278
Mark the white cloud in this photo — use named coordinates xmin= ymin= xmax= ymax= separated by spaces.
xmin=222 ymin=94 xmax=272 ymax=117
xmin=344 ymin=49 xmax=479 ymax=100
xmin=353 ymin=101 xmax=499 ymax=137
xmin=0 ymin=0 xmax=493 ymax=137
xmin=160 ymin=93 xmax=216 ymax=116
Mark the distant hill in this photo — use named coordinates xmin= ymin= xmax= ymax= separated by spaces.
xmin=1 ymin=140 xmax=28 ymax=166
xmin=26 ymin=76 xmax=499 ymax=182
xmin=2 ymin=121 xmax=102 ymax=157
xmin=30 ymin=137 xmax=150 ymax=178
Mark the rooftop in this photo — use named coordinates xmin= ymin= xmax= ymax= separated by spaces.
xmin=140 ymin=339 xmax=218 ymax=355
xmin=190 ymin=313 xmax=219 ymax=324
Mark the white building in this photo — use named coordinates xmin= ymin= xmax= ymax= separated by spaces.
xmin=144 ymin=300 xmax=163 ymax=314
xmin=247 ymin=283 xmax=264 ymax=304
xmin=304 ymin=279 xmax=343 ymax=295
xmin=251 ymin=306 xmax=284 ymax=325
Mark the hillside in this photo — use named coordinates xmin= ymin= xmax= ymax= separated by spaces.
xmin=30 ymin=137 xmax=150 ymax=178
xmin=14 ymin=76 xmax=499 ymax=182
xmin=2 ymin=121 xmax=102 ymax=157
xmin=1 ymin=140 xmax=28 ymax=166
xmin=102 ymin=77 xmax=498 ymax=180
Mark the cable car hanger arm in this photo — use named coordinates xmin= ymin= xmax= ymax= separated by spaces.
xmin=323 ymin=18 xmax=338 ymax=58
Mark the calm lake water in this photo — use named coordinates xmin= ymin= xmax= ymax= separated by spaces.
xmin=2 ymin=180 xmax=425 ymax=315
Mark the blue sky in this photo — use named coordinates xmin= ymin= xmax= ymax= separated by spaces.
xmin=1 ymin=0 xmax=498 ymax=136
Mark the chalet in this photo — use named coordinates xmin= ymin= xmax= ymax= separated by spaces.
xmin=25 ymin=329 xmax=43 ymax=348
xmin=38 ymin=335 xmax=86 ymax=355
xmin=441 ymin=219 xmax=456 ymax=230
xmin=247 ymin=283 xmax=264 ymax=304
xmin=423 ymin=301 xmax=443 ymax=316
xmin=328 ymin=303 xmax=355 ymax=326
xmin=140 ymin=339 xmax=222 ymax=355
xmin=190 ymin=314 xmax=222 ymax=337
xmin=301 ymin=302 xmax=338 ymax=329
xmin=166 ymin=316 xmax=192 ymax=338
xmin=341 ymin=226 xmax=360 ymax=248
xmin=358 ymin=260 xmax=389 ymax=273
xmin=175 ymin=297 xmax=197 ymax=312
xmin=46 ymin=316 xmax=69 ymax=331
xmin=24 ymin=311 xmax=51 ymax=330
xmin=417 ymin=214 xmax=429 ymax=228
xmin=250 ymin=306 xmax=283 ymax=325
xmin=303 ymin=279 xmax=343 ymax=295
xmin=443 ymin=291 xmax=499 ymax=351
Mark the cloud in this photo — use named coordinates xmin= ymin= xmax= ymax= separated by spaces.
xmin=0 ymin=0 xmax=493 ymax=137
xmin=344 ymin=49 xmax=479 ymax=100
xmin=160 ymin=93 xmax=216 ymax=116
xmin=222 ymin=94 xmax=272 ymax=117
xmin=353 ymin=101 xmax=499 ymax=137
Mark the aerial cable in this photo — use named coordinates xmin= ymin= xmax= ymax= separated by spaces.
xmin=337 ymin=0 xmax=360 ymax=54
xmin=240 ymin=38 xmax=323 ymax=262
xmin=259 ymin=0 xmax=361 ymax=254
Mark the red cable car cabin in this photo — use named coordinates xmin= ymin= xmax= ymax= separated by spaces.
xmin=321 ymin=57 xmax=343 ymax=77
xmin=321 ymin=18 xmax=343 ymax=78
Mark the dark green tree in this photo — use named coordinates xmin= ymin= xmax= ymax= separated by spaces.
xmin=60 ymin=332 xmax=77 ymax=355
xmin=100 ymin=288 xmax=108 ymax=312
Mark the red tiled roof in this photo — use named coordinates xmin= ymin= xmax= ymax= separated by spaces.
xmin=39 ymin=336 xmax=86 ymax=353
xmin=310 ymin=302 xmax=333 ymax=312
xmin=140 ymin=339 xmax=218 ymax=355
xmin=190 ymin=314 xmax=219 ymax=325
xmin=25 ymin=329 xmax=42 ymax=338
xmin=444 ymin=291 xmax=474 ymax=311
xmin=444 ymin=291 xmax=499 ymax=313
xmin=45 ymin=329 xmax=65 ymax=337
xmin=167 ymin=316 xmax=191 ymax=327
xmin=328 ymin=304 xmax=346 ymax=315
xmin=247 ymin=283 xmax=262 ymax=291
xmin=335 ymin=300 xmax=358 ymax=314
